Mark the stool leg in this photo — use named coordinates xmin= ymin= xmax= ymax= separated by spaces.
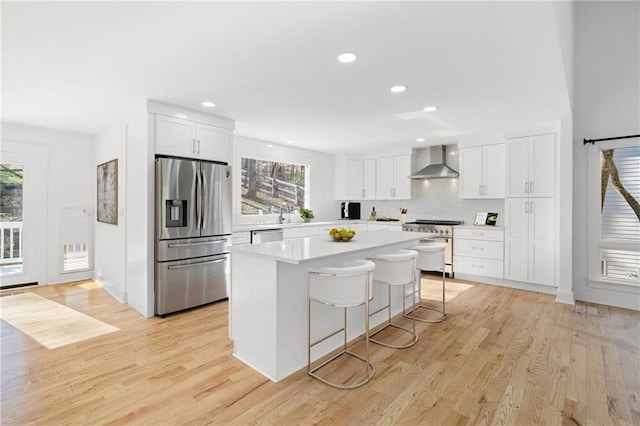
xmin=441 ymin=268 xmax=446 ymax=317
xmin=307 ymin=298 xmax=312 ymax=374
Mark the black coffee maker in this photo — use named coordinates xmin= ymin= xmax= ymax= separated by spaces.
xmin=340 ymin=202 xmax=361 ymax=220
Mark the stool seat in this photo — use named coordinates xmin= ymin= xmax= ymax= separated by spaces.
xmin=307 ymin=259 xmax=376 ymax=389
xmin=368 ymin=249 xmax=419 ymax=349
xmin=405 ymin=242 xmax=448 ymax=323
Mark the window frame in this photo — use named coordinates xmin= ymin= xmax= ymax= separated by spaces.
xmin=587 ymin=138 xmax=640 ymax=292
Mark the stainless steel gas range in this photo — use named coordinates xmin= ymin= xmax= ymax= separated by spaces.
xmin=402 ymin=219 xmax=464 ymax=277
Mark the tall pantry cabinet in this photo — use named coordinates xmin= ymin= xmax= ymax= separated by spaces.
xmin=504 ymin=133 xmax=556 ymax=286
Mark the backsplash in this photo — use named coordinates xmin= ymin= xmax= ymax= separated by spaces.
xmin=358 ymin=178 xmax=505 ymax=226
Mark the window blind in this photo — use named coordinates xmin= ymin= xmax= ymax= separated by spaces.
xmin=600 ymin=146 xmax=640 ymax=281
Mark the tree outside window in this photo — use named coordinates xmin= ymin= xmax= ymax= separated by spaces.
xmin=240 ymin=158 xmax=307 ymax=215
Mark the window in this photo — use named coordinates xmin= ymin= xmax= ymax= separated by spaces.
xmin=63 ymin=243 xmax=90 ymax=272
xmin=240 ymin=158 xmax=308 ymax=215
xmin=595 ymin=144 xmax=640 ymax=283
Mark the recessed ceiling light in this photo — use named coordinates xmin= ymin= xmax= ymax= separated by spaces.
xmin=416 ymin=138 xmax=426 ymax=142
xmin=337 ymin=52 xmax=358 ymax=63
xmin=201 ymin=101 xmax=216 ymax=107
xmin=266 ymin=144 xmax=273 ymax=148
xmin=286 ymin=140 xmax=294 ymax=144
xmin=423 ymin=106 xmax=438 ymax=112
xmin=390 ymin=85 xmax=407 ymax=93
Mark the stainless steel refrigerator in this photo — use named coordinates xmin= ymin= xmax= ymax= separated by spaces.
xmin=155 ymin=157 xmax=232 ymax=316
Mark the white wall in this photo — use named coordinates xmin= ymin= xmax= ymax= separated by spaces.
xmin=573 ymin=1 xmax=640 ymax=309
xmin=125 ymin=112 xmax=153 ymax=317
xmin=233 ymin=135 xmax=337 ymax=223
xmin=93 ymin=125 xmax=127 ymax=302
xmin=1 ymin=122 xmax=94 ymax=285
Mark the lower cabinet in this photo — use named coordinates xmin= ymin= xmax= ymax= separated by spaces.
xmin=504 ymin=197 xmax=555 ymax=286
xmin=453 ymin=227 xmax=504 ymax=278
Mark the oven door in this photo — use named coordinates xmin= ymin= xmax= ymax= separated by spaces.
xmin=420 ymin=236 xmax=453 ymax=276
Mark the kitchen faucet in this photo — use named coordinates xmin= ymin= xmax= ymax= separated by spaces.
xmin=278 ymin=202 xmax=291 ymax=224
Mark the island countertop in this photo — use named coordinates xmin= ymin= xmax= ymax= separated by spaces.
xmin=231 ymin=230 xmax=435 ymax=264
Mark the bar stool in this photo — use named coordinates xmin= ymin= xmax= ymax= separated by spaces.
xmin=368 ymin=249 xmax=419 ymax=349
xmin=404 ymin=242 xmax=447 ymax=323
xmin=307 ymin=259 xmax=376 ymax=389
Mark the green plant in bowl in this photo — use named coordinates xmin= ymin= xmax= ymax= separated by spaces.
xmin=300 ymin=208 xmax=314 ymax=223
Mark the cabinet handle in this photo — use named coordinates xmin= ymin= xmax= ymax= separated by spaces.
xmin=479 ymin=185 xmax=482 ymax=196
xmin=192 ymin=139 xmax=196 ymax=154
xmin=529 ymin=181 xmax=533 ymax=193
xmin=525 ymin=182 xmax=528 ymax=193
xmin=472 ymin=264 xmax=484 ymax=269
xmin=197 ymin=140 xmax=201 ymax=154
xmin=525 ymin=201 xmax=528 ymax=214
xmin=472 ymin=247 xmax=484 ymax=251
xmin=530 ymin=200 xmax=534 ymax=213
xmin=483 ymin=184 xmax=486 ymax=196
xmin=471 ymin=232 xmax=484 ymax=236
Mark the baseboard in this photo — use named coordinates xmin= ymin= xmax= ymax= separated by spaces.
xmin=94 ymin=277 xmax=127 ymax=303
xmin=455 ymin=273 xmax=558 ymax=295
xmin=555 ymin=290 xmax=575 ymax=305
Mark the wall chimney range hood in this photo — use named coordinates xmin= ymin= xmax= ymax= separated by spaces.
xmin=409 ymin=145 xmax=459 ymax=179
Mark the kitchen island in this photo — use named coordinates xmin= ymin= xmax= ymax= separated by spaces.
xmin=230 ymin=230 xmax=432 ymax=381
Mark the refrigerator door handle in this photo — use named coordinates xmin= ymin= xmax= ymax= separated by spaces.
xmin=200 ymin=168 xmax=207 ymax=230
xmin=167 ymin=239 xmax=226 ymax=248
xmin=167 ymin=257 xmax=226 ymax=270
xmin=195 ymin=167 xmax=201 ymax=229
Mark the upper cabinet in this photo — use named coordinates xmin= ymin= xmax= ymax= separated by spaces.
xmin=346 ymin=158 xmax=376 ymax=200
xmin=155 ymin=114 xmax=232 ymax=163
xmin=506 ymin=134 xmax=555 ymax=198
xmin=376 ymin=154 xmax=412 ymax=200
xmin=459 ymin=143 xmax=505 ymax=199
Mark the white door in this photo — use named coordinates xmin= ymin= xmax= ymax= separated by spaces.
xmin=528 ymin=197 xmax=555 ymax=286
xmin=529 ymin=134 xmax=555 ymax=197
xmin=393 ymin=155 xmax=413 ymax=199
xmin=196 ymin=123 xmax=231 ymax=163
xmin=0 ymin=152 xmax=43 ymax=287
xmin=155 ymin=115 xmax=196 ymax=158
xmin=362 ymin=158 xmax=376 ymax=200
xmin=346 ymin=159 xmax=364 ymax=200
xmin=376 ymin=156 xmax=395 ymax=199
xmin=505 ymin=198 xmax=528 ymax=282
xmin=506 ymin=137 xmax=529 ymax=197
xmin=483 ymin=144 xmax=505 ymax=198
xmin=459 ymin=146 xmax=483 ymax=199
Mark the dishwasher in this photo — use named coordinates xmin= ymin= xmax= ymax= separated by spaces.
xmin=251 ymin=228 xmax=284 ymax=244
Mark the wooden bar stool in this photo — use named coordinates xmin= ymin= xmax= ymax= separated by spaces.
xmin=307 ymin=259 xmax=376 ymax=389
xmin=405 ymin=242 xmax=448 ymax=323
xmin=368 ymin=249 xmax=419 ymax=349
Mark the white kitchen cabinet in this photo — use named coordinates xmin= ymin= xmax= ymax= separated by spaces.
xmin=346 ymin=158 xmax=376 ymax=200
xmin=283 ymin=226 xmax=319 ymax=240
xmin=506 ymin=134 xmax=555 ymax=198
xmin=232 ymin=231 xmax=251 ymax=245
xmin=453 ymin=227 xmax=504 ymax=278
xmin=155 ymin=114 xmax=231 ymax=163
xmin=375 ymin=155 xmax=412 ymax=200
xmin=505 ymin=197 xmax=555 ymax=286
xmin=459 ymin=144 xmax=505 ymax=199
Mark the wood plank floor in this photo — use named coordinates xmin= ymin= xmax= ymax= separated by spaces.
xmin=1 ymin=277 xmax=638 ymax=425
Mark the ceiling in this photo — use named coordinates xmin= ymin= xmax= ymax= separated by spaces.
xmin=1 ymin=1 xmax=571 ymax=154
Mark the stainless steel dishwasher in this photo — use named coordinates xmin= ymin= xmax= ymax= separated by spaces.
xmin=251 ymin=228 xmax=284 ymax=243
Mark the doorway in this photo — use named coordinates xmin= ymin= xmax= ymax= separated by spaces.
xmin=0 ymin=149 xmax=46 ymax=288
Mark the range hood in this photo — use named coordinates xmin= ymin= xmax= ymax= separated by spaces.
xmin=409 ymin=145 xmax=459 ymax=179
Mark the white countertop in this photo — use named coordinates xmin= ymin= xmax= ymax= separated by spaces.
xmin=231 ymin=230 xmax=432 ymax=264
xmin=232 ymin=219 xmax=401 ymax=233
xmin=454 ymin=225 xmax=505 ymax=230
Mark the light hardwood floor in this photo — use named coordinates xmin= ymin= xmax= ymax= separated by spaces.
xmin=1 ymin=277 xmax=639 ymax=425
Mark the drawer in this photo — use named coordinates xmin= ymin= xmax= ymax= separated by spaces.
xmin=454 ymin=256 xmax=504 ymax=278
xmin=453 ymin=239 xmax=504 ymax=260
xmin=368 ymin=224 xmax=402 ymax=232
xmin=454 ymin=227 xmax=504 ymax=241
xmin=232 ymin=232 xmax=251 ymax=245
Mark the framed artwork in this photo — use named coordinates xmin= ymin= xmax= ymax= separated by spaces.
xmin=96 ymin=159 xmax=118 ymax=225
